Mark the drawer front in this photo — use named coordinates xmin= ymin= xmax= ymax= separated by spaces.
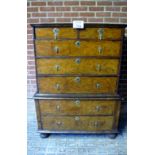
xmin=41 ymin=116 xmax=114 ymax=131
xmin=38 ymin=77 xmax=117 ymax=94
xmin=35 ymin=40 xmax=121 ymax=57
xmin=39 ymin=100 xmax=117 ymax=115
xmin=35 ymin=28 xmax=77 ymax=39
xmin=36 ymin=58 xmax=119 ymax=75
xmin=80 ymin=28 xmax=122 ymax=39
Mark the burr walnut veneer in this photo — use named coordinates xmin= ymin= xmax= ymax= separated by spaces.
xmin=32 ymin=24 xmax=126 ymax=138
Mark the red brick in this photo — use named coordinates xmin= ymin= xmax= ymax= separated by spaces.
xmin=80 ymin=1 xmax=95 ymax=5
xmin=27 ymin=40 xmax=33 ymax=44
xmin=27 ymin=56 xmax=34 ymax=60
xmin=64 ymin=13 xmax=79 ymax=17
xmin=27 ymin=29 xmax=33 ymax=34
xmin=104 ymin=18 xmax=119 ymax=23
xmin=56 ymin=7 xmax=71 ymax=11
xmin=71 ymin=18 xmax=87 ymax=22
xmin=105 ymin=7 xmax=120 ymax=12
xmin=27 ymin=34 xmax=33 ymax=40
xmin=27 ymin=2 xmax=30 ymax=6
xmin=113 ymin=2 xmax=127 ymax=6
xmin=80 ymin=13 xmax=95 ymax=17
xmin=40 ymin=18 xmax=55 ymax=23
xmin=48 ymin=1 xmax=63 ymax=6
xmin=48 ymin=13 xmax=63 ymax=17
xmin=31 ymin=2 xmax=46 ymax=6
xmin=56 ymin=18 xmax=71 ymax=22
xmin=27 ymin=13 xmax=31 ymax=18
xmin=72 ymin=7 xmax=87 ymax=11
xmin=89 ymin=7 xmax=104 ymax=11
xmin=28 ymin=61 xmax=35 ymax=65
xmin=88 ymin=18 xmax=103 ymax=22
xmin=32 ymin=13 xmax=46 ymax=17
xmin=27 ymin=45 xmax=34 ymax=50
xmin=120 ymin=18 xmax=127 ymax=24
xmin=112 ymin=13 xmax=127 ymax=17
xmin=31 ymin=80 xmax=37 ymax=84
xmin=27 ymin=66 xmax=35 ymax=70
xmin=122 ymin=7 xmax=127 ymax=12
xmin=64 ymin=1 xmax=79 ymax=5
xmin=27 ymin=75 xmax=36 ymax=79
xmin=27 ymin=18 xmax=39 ymax=24
xmin=40 ymin=7 xmax=55 ymax=12
xmin=96 ymin=12 xmax=111 ymax=17
xmin=27 ymin=7 xmax=38 ymax=12
xmin=97 ymin=1 xmax=112 ymax=6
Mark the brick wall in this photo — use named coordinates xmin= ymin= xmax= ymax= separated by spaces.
xmin=27 ymin=0 xmax=127 ymax=97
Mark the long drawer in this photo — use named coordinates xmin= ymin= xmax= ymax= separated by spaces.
xmin=35 ymin=40 xmax=121 ymax=57
xmin=38 ymin=77 xmax=117 ymax=94
xmin=36 ymin=58 xmax=119 ymax=75
xmin=39 ymin=100 xmax=117 ymax=116
xmin=41 ymin=116 xmax=114 ymax=131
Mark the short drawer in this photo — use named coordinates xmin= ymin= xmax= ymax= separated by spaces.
xmin=35 ymin=40 xmax=121 ymax=57
xmin=39 ymin=99 xmax=118 ymax=116
xmin=41 ymin=116 xmax=114 ymax=131
xmin=79 ymin=28 xmax=122 ymax=39
xmin=35 ymin=28 xmax=77 ymax=39
xmin=36 ymin=58 xmax=119 ymax=75
xmin=38 ymin=77 xmax=117 ymax=94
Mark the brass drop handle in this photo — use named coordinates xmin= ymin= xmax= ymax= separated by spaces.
xmin=53 ymin=46 xmax=59 ymax=54
xmin=96 ymin=83 xmax=101 ymax=89
xmin=56 ymin=105 xmax=60 ymax=111
xmin=74 ymin=100 xmax=80 ymax=106
xmin=97 ymin=28 xmax=104 ymax=40
xmin=55 ymin=83 xmax=60 ymax=90
xmin=94 ymin=121 xmax=99 ymax=127
xmin=56 ymin=121 xmax=62 ymax=126
xmin=96 ymin=105 xmax=101 ymax=112
xmin=75 ymin=116 xmax=80 ymax=121
xmin=96 ymin=64 xmax=101 ymax=71
xmin=98 ymin=46 xmax=103 ymax=54
xmin=75 ymin=58 xmax=81 ymax=64
xmin=74 ymin=77 xmax=80 ymax=83
xmin=54 ymin=65 xmax=60 ymax=71
xmin=53 ymin=28 xmax=59 ymax=40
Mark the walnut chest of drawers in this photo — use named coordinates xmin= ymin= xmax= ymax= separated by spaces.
xmin=31 ymin=24 xmax=126 ymax=138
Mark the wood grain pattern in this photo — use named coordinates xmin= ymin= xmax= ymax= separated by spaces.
xmin=41 ymin=116 xmax=114 ymax=131
xmin=39 ymin=100 xmax=117 ymax=115
xmin=35 ymin=40 xmax=121 ymax=57
xmin=36 ymin=58 xmax=119 ymax=75
xmin=80 ymin=28 xmax=122 ymax=39
xmin=35 ymin=28 xmax=77 ymax=39
xmin=38 ymin=77 xmax=117 ymax=94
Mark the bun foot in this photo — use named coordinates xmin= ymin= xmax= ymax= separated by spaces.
xmin=108 ymin=133 xmax=117 ymax=139
xmin=40 ymin=133 xmax=50 ymax=138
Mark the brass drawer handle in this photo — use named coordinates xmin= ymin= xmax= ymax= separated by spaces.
xmin=75 ymin=58 xmax=80 ymax=64
xmin=74 ymin=77 xmax=80 ymax=83
xmin=96 ymin=64 xmax=101 ymax=71
xmin=97 ymin=28 xmax=104 ymax=40
xmin=53 ymin=46 xmax=59 ymax=54
xmin=56 ymin=121 xmax=63 ymax=126
xmin=53 ymin=28 xmax=59 ymax=40
xmin=55 ymin=83 xmax=60 ymax=90
xmin=75 ymin=116 xmax=80 ymax=121
xmin=75 ymin=41 xmax=80 ymax=47
xmin=74 ymin=100 xmax=80 ymax=106
xmin=98 ymin=46 xmax=103 ymax=54
xmin=54 ymin=65 xmax=60 ymax=71
xmin=96 ymin=83 xmax=101 ymax=89
xmin=56 ymin=105 xmax=61 ymax=111
xmin=96 ymin=105 xmax=101 ymax=112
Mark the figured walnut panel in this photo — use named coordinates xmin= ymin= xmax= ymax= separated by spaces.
xmin=39 ymin=100 xmax=117 ymax=116
xmin=35 ymin=28 xmax=77 ymax=39
xmin=80 ymin=28 xmax=122 ymax=39
xmin=41 ymin=116 xmax=114 ymax=131
xmin=36 ymin=58 xmax=119 ymax=75
xmin=35 ymin=40 xmax=121 ymax=57
xmin=38 ymin=77 xmax=117 ymax=94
